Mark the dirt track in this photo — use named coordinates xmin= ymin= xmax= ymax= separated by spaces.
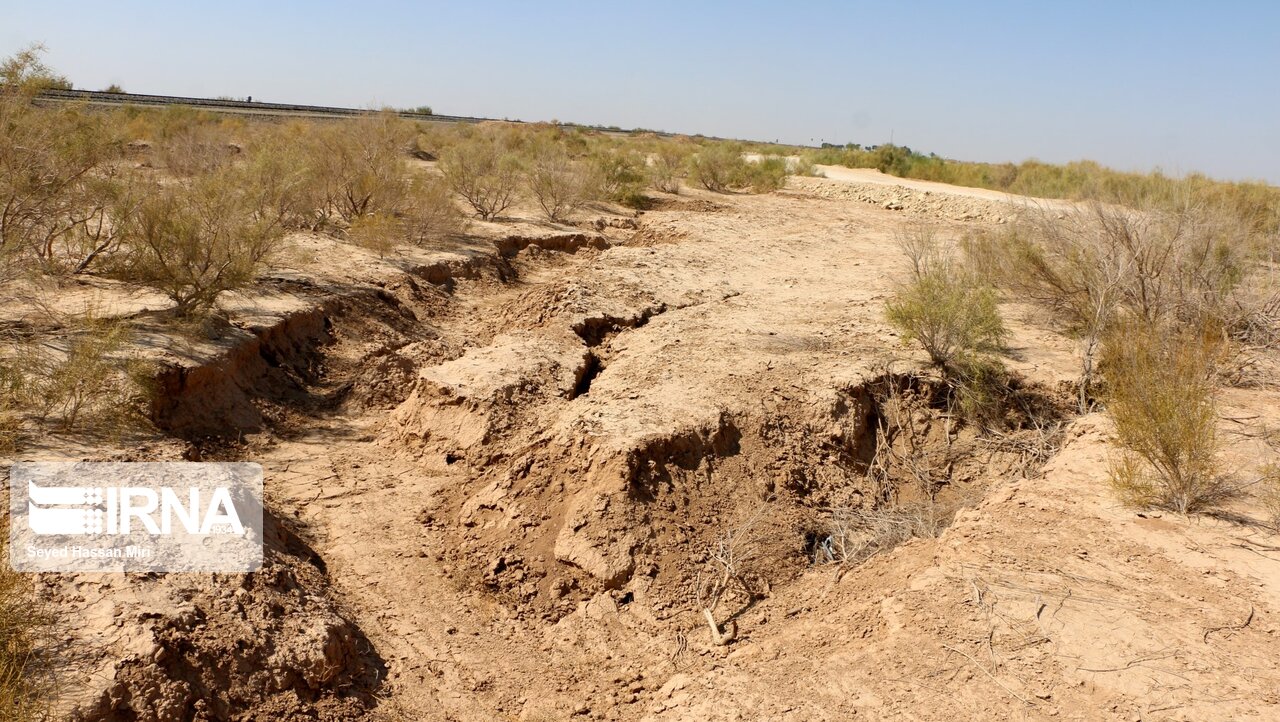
xmin=31 ymin=173 xmax=1280 ymax=720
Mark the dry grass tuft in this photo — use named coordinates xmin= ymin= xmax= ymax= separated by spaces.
xmin=0 ymin=538 xmax=55 ymax=722
xmin=812 ymin=500 xmax=958 ymax=566
xmin=1257 ymin=463 xmax=1280 ymax=532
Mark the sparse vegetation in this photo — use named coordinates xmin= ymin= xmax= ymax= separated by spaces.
xmin=695 ymin=510 xmax=766 ymax=645
xmin=743 ymin=156 xmax=788 ymax=193
xmin=306 ymin=114 xmax=412 ymax=222
xmin=6 ymin=309 xmax=151 ymax=435
xmin=1 ymin=70 xmax=122 ymax=274
xmin=114 ymin=169 xmax=287 ymax=315
xmin=648 ymin=140 xmax=692 ymax=193
xmin=440 ymin=132 xmax=523 ymax=220
xmin=885 ymin=230 xmax=1006 ymax=369
xmin=0 ymin=43 xmax=71 ymax=92
xmin=685 ymin=143 xmax=794 ymax=194
xmin=0 ymin=538 xmax=53 ymax=722
xmin=156 ymin=122 xmax=237 ymax=177
xmin=1103 ymin=321 xmax=1231 ymax=513
xmin=588 ymin=147 xmax=647 ymax=207
xmin=401 ymin=174 xmax=465 ymax=244
xmin=687 ymin=143 xmax=745 ymax=192
xmin=812 ymin=501 xmax=954 ymax=566
xmin=0 ymin=359 xmax=22 ymax=455
xmin=808 ymin=142 xmax=1280 ymax=234
xmin=1258 ymin=464 xmax=1280 ymax=532
xmin=526 ymin=142 xmax=593 ymax=222
xmin=348 ymin=211 xmax=400 ymax=257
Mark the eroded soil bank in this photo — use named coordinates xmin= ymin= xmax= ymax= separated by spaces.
xmin=27 ymin=176 xmax=1280 ymax=721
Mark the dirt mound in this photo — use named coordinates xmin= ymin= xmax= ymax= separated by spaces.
xmin=392 ymin=344 xmax=1063 ymax=624
xmin=60 ymin=519 xmax=382 ymax=722
xmin=789 ymin=175 xmax=1024 ymax=223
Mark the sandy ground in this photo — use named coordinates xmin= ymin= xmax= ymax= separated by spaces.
xmin=11 ymin=171 xmax=1280 ymax=721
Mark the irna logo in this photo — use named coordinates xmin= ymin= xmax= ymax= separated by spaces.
xmin=26 ymin=481 xmax=246 ymax=536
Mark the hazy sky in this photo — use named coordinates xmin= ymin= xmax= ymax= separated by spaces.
xmin=4 ymin=1 xmax=1278 ymax=183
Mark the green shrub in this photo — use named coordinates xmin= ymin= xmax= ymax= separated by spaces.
xmin=687 ymin=143 xmax=745 ymax=192
xmin=743 ymin=156 xmax=788 ymax=193
xmin=1103 ymin=322 xmax=1230 ymax=513
xmin=0 ymin=77 xmax=122 ymax=273
xmin=885 ymin=240 xmax=1006 ymax=369
xmin=156 ymin=122 xmax=237 ymax=177
xmin=0 ymin=359 xmax=22 ymax=455
xmin=791 ymin=155 xmax=821 ymax=178
xmin=17 ymin=314 xmax=148 ymax=434
xmin=965 ymin=200 xmax=1260 ymax=409
xmin=648 ymin=141 xmax=692 ymax=193
xmin=347 ymin=212 xmax=399 ymax=257
xmin=0 ymin=43 xmax=71 ymax=92
xmin=589 ymin=148 xmax=647 ymax=207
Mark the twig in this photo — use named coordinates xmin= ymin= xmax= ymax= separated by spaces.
xmin=1077 ymin=650 xmax=1178 ymax=672
xmin=1203 ymin=605 xmax=1254 ymax=644
xmin=941 ymin=643 xmax=1033 ymax=706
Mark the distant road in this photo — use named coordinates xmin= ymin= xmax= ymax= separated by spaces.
xmin=36 ymin=89 xmax=668 ymax=138
xmin=35 ymin=88 xmax=495 ymax=124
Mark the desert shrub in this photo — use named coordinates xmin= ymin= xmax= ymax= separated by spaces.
xmin=233 ymin=132 xmax=327 ymax=233
xmin=885 ymin=236 xmax=1006 ymax=369
xmin=1258 ymin=464 xmax=1280 ymax=532
xmin=115 ymin=104 xmax=222 ymax=147
xmin=0 ymin=76 xmax=122 ymax=273
xmin=0 ymin=537 xmax=54 ymax=722
xmin=968 ymin=200 xmax=1261 ymax=406
xmin=18 ymin=314 xmax=147 ymax=433
xmin=526 ymin=143 xmax=593 ymax=222
xmin=347 ymin=212 xmax=399 ymax=257
xmin=687 ymin=143 xmax=747 ymax=192
xmin=0 ymin=43 xmax=70 ymax=92
xmin=306 ymin=114 xmax=412 ymax=222
xmin=648 ymin=141 xmax=692 ymax=193
xmin=115 ymin=170 xmax=286 ymax=316
xmin=1103 ymin=322 xmax=1231 ymax=513
xmin=401 ymin=174 xmax=465 ymax=244
xmin=694 ymin=508 xmax=769 ymax=645
xmin=155 ymin=122 xmax=237 ymax=176
xmin=345 ymin=174 xmax=463 ymax=254
xmin=1254 ymin=463 xmax=1280 ymax=526
xmin=742 ymin=156 xmax=788 ymax=193
xmin=949 ymin=354 xmax=1018 ymax=430
xmin=439 ymin=132 xmax=522 ymax=221
xmin=791 ymin=155 xmax=821 ymax=177
xmin=0 ymin=359 xmax=22 ymax=454
xmin=588 ymin=148 xmax=647 ymax=207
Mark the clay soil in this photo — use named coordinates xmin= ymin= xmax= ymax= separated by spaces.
xmin=11 ymin=168 xmax=1280 ymax=721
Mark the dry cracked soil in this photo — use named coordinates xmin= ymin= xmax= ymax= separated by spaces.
xmin=16 ymin=168 xmax=1280 ymax=721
